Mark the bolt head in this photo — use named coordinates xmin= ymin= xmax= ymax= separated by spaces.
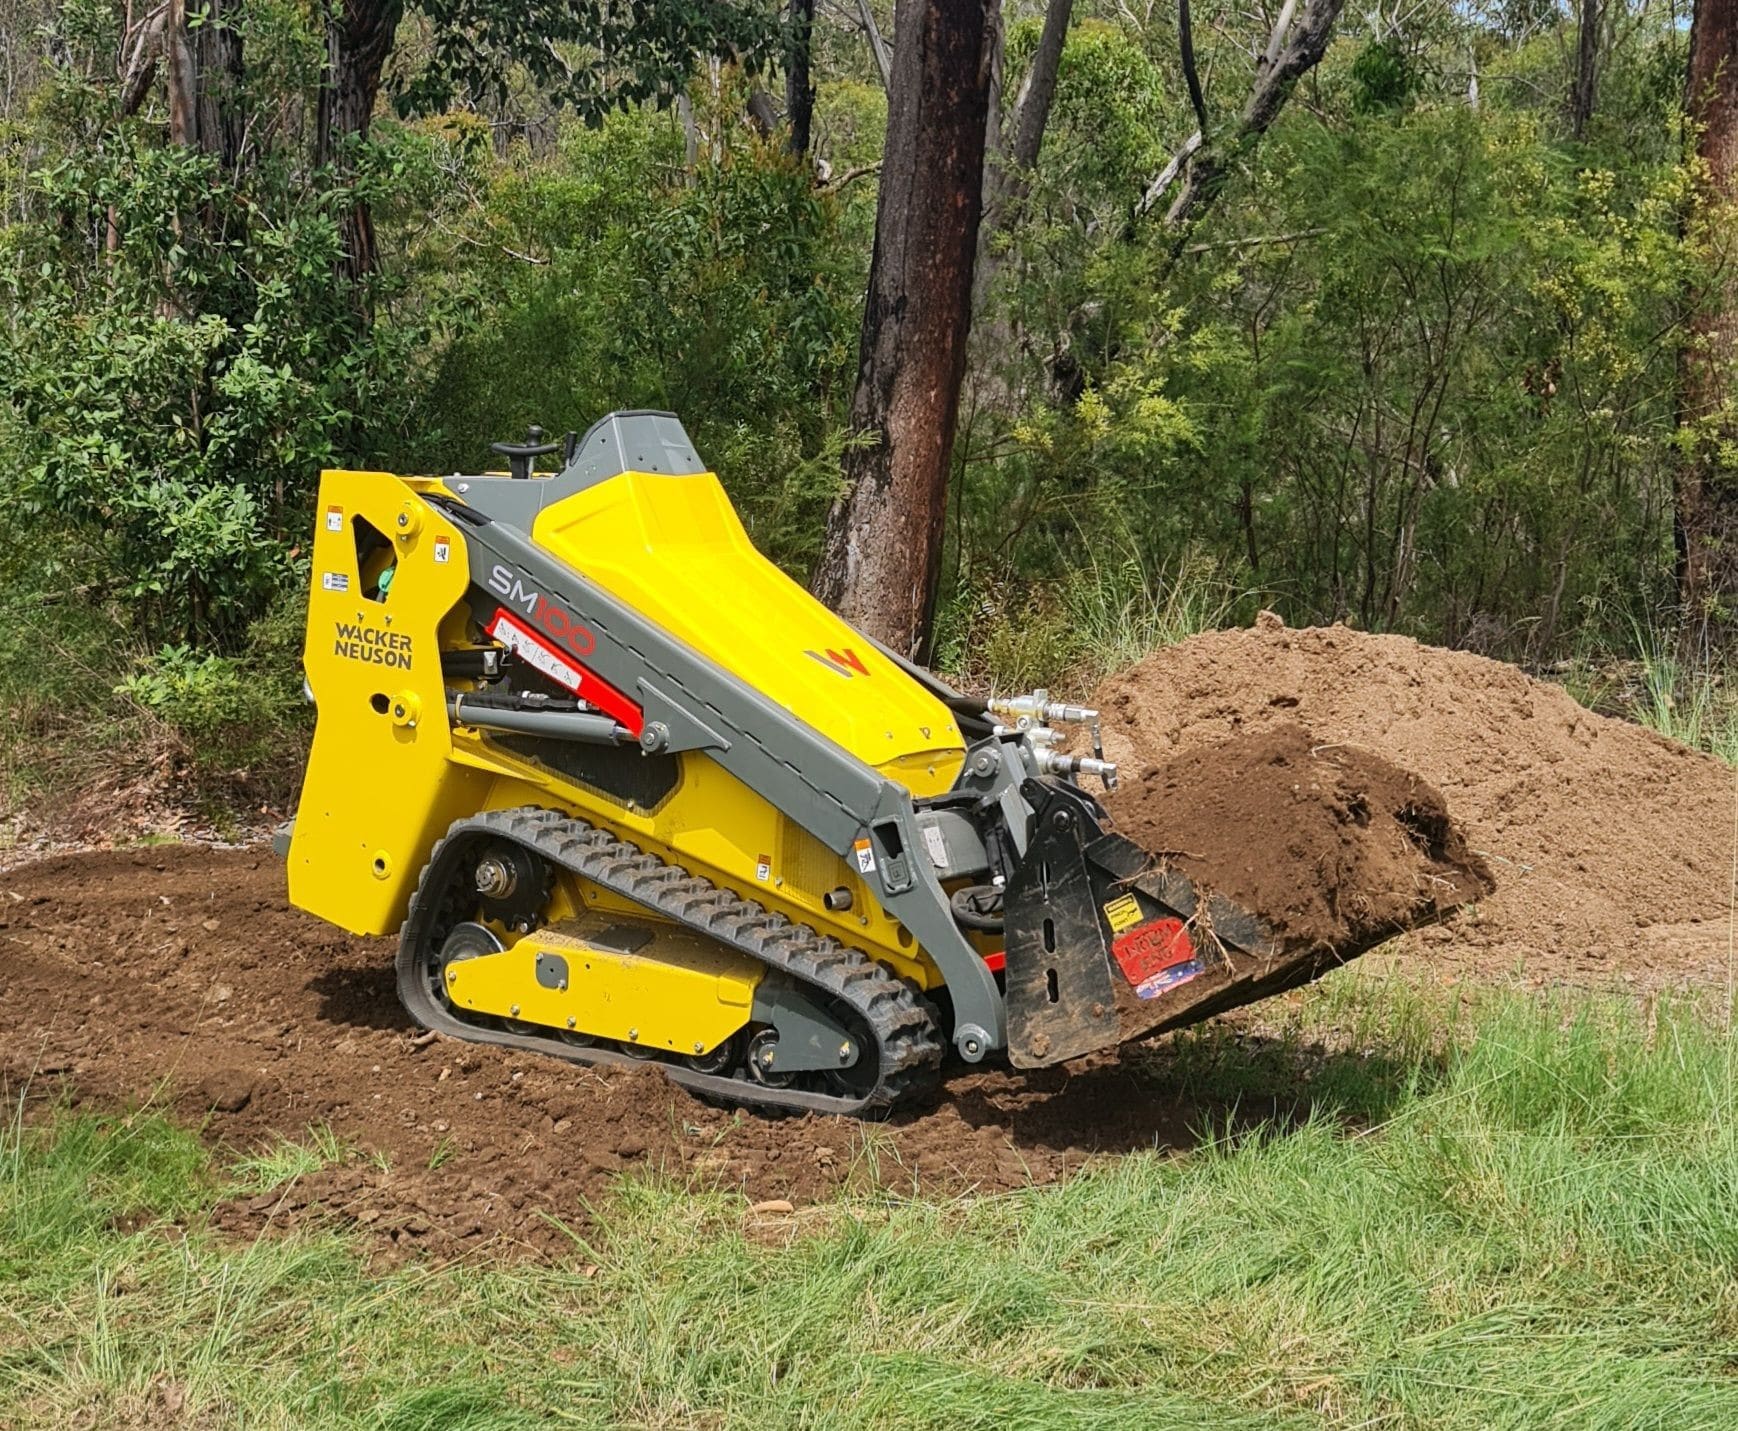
xmin=510 ymin=1004 xmax=520 ymax=1017
xmin=838 ymin=1042 xmax=852 ymax=1062
xmin=628 ymin=1028 xmax=639 ymax=1041
xmin=566 ymin=1016 xmax=576 ymax=1029
xmin=693 ymin=1041 xmax=706 ymax=1054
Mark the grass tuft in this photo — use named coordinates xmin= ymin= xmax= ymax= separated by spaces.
xmin=229 ymin=1122 xmax=350 ymax=1195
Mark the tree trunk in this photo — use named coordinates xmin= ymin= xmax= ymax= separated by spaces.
xmin=164 ymin=0 xmax=246 ymax=167
xmin=1678 ymin=0 xmax=1738 ymax=642
xmin=1569 ymin=0 xmax=1601 ymax=139
xmin=195 ymin=0 xmax=246 ymax=172
xmin=786 ymin=0 xmax=816 ymax=157
xmin=1009 ymin=0 xmax=1072 ymax=173
xmin=316 ymin=0 xmax=403 ymax=281
xmin=811 ymin=0 xmax=999 ymax=660
xmin=164 ymin=0 xmax=199 ymax=149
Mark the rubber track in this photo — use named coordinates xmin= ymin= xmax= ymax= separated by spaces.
xmin=396 ymin=807 xmax=944 ymax=1117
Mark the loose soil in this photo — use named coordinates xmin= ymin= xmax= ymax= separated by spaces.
xmin=1094 ymin=617 xmax=1737 ymax=991
xmin=1107 ymin=721 xmax=1492 ymax=952
xmin=0 ymin=847 xmax=1249 ymax=1262
xmin=2 ymin=620 xmax=1731 ymax=1259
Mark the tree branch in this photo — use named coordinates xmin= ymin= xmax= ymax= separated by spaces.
xmin=1133 ymin=129 xmax=1200 ymax=219
xmin=1178 ymin=0 xmax=1209 ymax=134
xmin=857 ymin=0 xmax=893 ymax=89
xmin=820 ymin=159 xmax=882 ymax=193
xmin=1183 ymin=226 xmax=1325 ymax=252
xmin=119 ymin=4 xmax=167 ymax=117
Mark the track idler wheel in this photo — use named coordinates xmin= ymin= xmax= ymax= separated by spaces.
xmin=471 ymin=842 xmax=549 ymax=934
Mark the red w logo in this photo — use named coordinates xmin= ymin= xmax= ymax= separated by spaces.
xmin=805 ymin=646 xmax=869 ymax=678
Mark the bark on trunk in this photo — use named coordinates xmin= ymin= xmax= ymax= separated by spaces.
xmin=1678 ymin=0 xmax=1738 ymax=641
xmin=1569 ymin=0 xmax=1601 ymax=139
xmin=786 ymin=0 xmax=816 ymax=157
xmin=164 ymin=0 xmax=246 ymax=167
xmin=811 ymin=0 xmax=999 ymax=660
xmin=316 ymin=0 xmax=403 ymax=281
xmin=164 ymin=0 xmax=198 ymax=148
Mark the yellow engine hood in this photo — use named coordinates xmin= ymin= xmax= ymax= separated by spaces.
xmin=530 ymin=468 xmax=964 ymax=796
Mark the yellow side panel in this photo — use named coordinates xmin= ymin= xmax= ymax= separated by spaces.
xmin=445 ymin=921 xmax=760 ymax=1054
xmin=531 ymin=471 xmax=965 ymax=796
xmin=287 ymin=470 xmax=487 ymax=935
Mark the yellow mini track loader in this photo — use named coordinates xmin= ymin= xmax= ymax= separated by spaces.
xmin=283 ymin=412 xmax=1297 ymax=1116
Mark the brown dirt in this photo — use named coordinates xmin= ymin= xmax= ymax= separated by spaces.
xmin=0 ymin=847 xmax=1274 ymax=1262
xmin=1094 ymin=618 xmax=1738 ymax=991
xmin=1107 ymin=721 xmax=1491 ymax=952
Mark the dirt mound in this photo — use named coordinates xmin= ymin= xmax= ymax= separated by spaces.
xmin=1109 ymin=722 xmax=1491 ymax=951
xmin=1094 ymin=620 xmax=1736 ymax=989
xmin=0 ymin=847 xmax=1286 ymax=1260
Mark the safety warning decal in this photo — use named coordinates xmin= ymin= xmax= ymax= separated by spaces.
xmin=922 ymin=824 xmax=949 ymax=869
xmin=852 ymin=837 xmax=876 ymax=875
xmin=1112 ymin=917 xmax=1202 ymax=1001
xmin=1102 ymin=893 xmax=1143 ymax=935
xmin=755 ymin=854 xmax=772 ymax=883
xmin=433 ymin=536 xmax=451 ymax=565
xmin=484 ymin=607 xmax=644 ymax=737
xmin=486 ymin=608 xmax=585 ymax=694
xmin=321 ymin=571 xmax=349 ymax=592
xmin=325 ymin=506 xmax=343 ymax=533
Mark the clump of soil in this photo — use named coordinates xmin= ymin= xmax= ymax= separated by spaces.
xmin=1108 ymin=722 xmax=1492 ymax=952
xmin=1093 ymin=617 xmax=1737 ymax=989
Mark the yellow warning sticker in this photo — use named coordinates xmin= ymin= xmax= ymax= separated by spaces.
xmin=1103 ymin=894 xmax=1144 ymax=934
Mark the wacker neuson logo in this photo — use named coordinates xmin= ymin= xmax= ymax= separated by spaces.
xmin=333 ymin=620 xmax=413 ymax=669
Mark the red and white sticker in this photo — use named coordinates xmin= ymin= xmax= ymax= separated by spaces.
xmin=325 ymin=505 xmax=343 ymax=533
xmin=487 ymin=609 xmax=585 ymax=693
xmin=484 ymin=607 xmax=645 ymax=736
xmin=1112 ymin=917 xmax=1203 ymax=1001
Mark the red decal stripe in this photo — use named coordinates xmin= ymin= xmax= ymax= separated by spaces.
xmin=489 ymin=608 xmax=644 ymax=737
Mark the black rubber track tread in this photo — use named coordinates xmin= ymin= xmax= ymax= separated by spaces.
xmin=395 ymin=807 xmax=944 ymax=1117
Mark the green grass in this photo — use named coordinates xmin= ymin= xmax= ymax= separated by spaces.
xmin=230 ymin=1124 xmax=350 ymax=1195
xmin=3 ymin=976 xmax=1737 ymax=1428
xmin=1628 ymin=624 xmax=1738 ymax=766
xmin=1559 ymin=614 xmax=1738 ymax=768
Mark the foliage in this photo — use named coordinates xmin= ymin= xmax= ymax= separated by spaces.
xmin=0 ymin=0 xmax=433 ymax=648
xmin=5 ymin=976 xmax=1738 ymax=1425
xmin=400 ymin=91 xmax=868 ymax=570
xmin=964 ymin=9 xmax=1695 ymax=660
xmin=0 ymin=0 xmax=1722 ymax=815
xmin=398 ymin=0 xmax=783 ymax=123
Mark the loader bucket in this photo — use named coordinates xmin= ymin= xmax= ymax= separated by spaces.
xmin=999 ymin=779 xmax=1466 ymax=1068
